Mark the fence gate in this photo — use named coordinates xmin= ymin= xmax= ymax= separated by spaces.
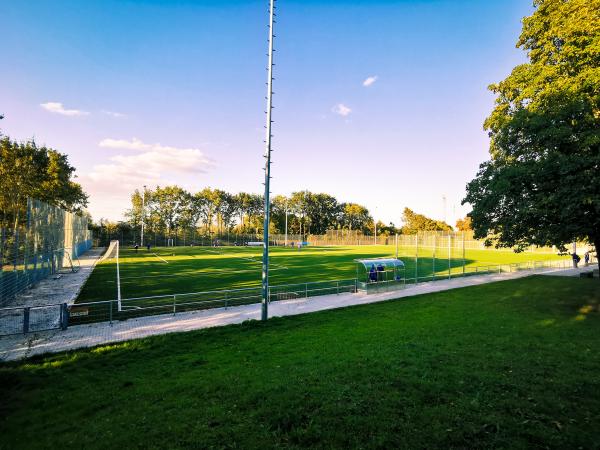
xmin=0 ymin=304 xmax=67 ymax=336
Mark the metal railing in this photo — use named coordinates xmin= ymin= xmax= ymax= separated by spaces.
xmin=0 ymin=258 xmax=580 ymax=336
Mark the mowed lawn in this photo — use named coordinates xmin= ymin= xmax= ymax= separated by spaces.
xmin=2 ymin=276 xmax=599 ymax=449
xmin=77 ymin=245 xmax=569 ymax=302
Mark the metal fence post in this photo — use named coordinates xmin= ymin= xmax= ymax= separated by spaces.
xmin=432 ymin=233 xmax=436 ymax=281
xmin=305 ymin=283 xmax=308 ymax=298
xmin=173 ymin=295 xmax=176 ymax=315
xmin=415 ymin=233 xmax=419 ymax=284
xmin=23 ymin=307 xmax=30 ymax=334
xmin=225 ymin=290 xmax=228 ymax=309
xmin=61 ymin=303 xmax=68 ymax=330
xmin=109 ymin=300 xmax=113 ymax=325
xmin=448 ymin=232 xmax=451 ymax=280
xmin=336 ymin=281 xmax=339 ymax=295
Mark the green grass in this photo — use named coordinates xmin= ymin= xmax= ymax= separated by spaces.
xmin=77 ymin=244 xmax=569 ymax=302
xmin=2 ymin=276 xmax=599 ymax=449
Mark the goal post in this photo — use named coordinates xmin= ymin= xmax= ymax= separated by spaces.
xmin=100 ymin=240 xmax=122 ymax=311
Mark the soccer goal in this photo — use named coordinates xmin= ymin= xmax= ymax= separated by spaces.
xmin=100 ymin=240 xmax=122 ymax=311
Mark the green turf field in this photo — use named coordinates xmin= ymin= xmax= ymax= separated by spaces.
xmin=77 ymin=244 xmax=570 ymax=303
xmin=2 ymin=276 xmax=599 ymax=449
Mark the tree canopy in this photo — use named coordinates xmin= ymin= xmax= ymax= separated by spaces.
xmin=0 ymin=136 xmax=88 ymax=229
xmin=124 ymin=186 xmax=376 ymax=238
xmin=463 ymin=0 xmax=600 ymax=256
xmin=400 ymin=208 xmax=452 ymax=234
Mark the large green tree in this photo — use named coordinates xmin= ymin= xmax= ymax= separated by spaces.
xmin=0 ymin=137 xmax=88 ymax=229
xmin=464 ymin=0 xmax=600 ymax=263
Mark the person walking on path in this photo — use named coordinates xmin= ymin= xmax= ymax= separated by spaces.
xmin=572 ymin=252 xmax=581 ymax=268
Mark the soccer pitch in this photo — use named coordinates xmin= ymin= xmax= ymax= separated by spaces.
xmin=77 ymin=245 xmax=570 ymax=303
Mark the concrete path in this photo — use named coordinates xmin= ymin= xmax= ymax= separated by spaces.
xmin=539 ymin=265 xmax=597 ymax=277
xmin=0 ymin=265 xmax=584 ymax=362
xmin=11 ymin=247 xmax=105 ymax=307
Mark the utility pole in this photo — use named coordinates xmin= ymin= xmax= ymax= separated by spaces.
xmin=261 ymin=0 xmax=276 ymax=322
xmin=284 ymin=200 xmax=288 ymax=246
xmin=141 ymin=185 xmax=146 ymax=246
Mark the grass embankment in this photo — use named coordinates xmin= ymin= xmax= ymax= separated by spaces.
xmin=1 ymin=276 xmax=599 ymax=448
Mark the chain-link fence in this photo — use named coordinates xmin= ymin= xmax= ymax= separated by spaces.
xmin=0 ymin=199 xmax=92 ymax=305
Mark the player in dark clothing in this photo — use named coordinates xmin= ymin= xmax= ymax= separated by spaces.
xmin=369 ymin=264 xmax=377 ymax=282
xmin=376 ymin=263 xmax=385 ymax=281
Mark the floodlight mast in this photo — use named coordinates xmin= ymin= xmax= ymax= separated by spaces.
xmin=261 ymin=0 xmax=276 ymax=321
xmin=141 ymin=185 xmax=146 ymax=246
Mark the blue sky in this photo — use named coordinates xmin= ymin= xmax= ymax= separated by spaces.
xmin=1 ymin=0 xmax=532 ymax=225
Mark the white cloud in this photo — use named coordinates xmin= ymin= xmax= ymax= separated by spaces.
xmin=79 ymin=138 xmax=214 ymax=220
xmin=102 ymin=110 xmax=126 ymax=118
xmin=40 ymin=102 xmax=89 ymax=116
xmin=362 ymin=76 xmax=378 ymax=87
xmin=99 ymin=137 xmax=149 ymax=151
xmin=332 ymin=103 xmax=352 ymax=117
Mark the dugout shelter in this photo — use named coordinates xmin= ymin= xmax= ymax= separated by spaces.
xmin=355 ymin=258 xmax=406 ymax=292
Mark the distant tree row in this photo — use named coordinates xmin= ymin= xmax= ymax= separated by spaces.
xmin=123 ymin=186 xmax=377 ymax=237
xmin=119 ymin=186 xmax=458 ymax=239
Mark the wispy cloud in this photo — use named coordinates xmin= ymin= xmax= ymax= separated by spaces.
xmin=332 ymin=103 xmax=352 ymax=117
xmin=362 ymin=76 xmax=378 ymax=87
xmin=40 ymin=102 xmax=89 ymax=116
xmin=79 ymin=137 xmax=214 ymax=220
xmin=102 ymin=110 xmax=126 ymax=118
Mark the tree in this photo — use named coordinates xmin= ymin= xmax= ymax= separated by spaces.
xmin=455 ymin=216 xmax=472 ymax=232
xmin=152 ymin=186 xmax=186 ymax=237
xmin=340 ymin=203 xmax=372 ymax=233
xmin=463 ymin=0 xmax=600 ymax=268
xmin=0 ymin=137 xmax=88 ymax=230
xmin=401 ymin=208 xmax=452 ymax=234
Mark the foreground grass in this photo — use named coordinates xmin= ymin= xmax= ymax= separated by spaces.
xmin=2 ymin=276 xmax=599 ymax=449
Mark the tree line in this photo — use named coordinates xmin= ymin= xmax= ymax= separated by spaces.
xmin=118 ymin=186 xmax=459 ymax=240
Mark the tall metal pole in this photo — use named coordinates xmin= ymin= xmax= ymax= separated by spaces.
xmin=261 ymin=0 xmax=276 ymax=321
xmin=284 ymin=204 xmax=288 ymax=246
xmin=141 ymin=185 xmax=146 ymax=247
xmin=374 ymin=220 xmax=377 ymax=245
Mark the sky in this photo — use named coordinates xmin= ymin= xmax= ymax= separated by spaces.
xmin=1 ymin=0 xmax=533 ymax=227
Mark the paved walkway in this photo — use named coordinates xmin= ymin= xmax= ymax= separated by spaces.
xmin=0 ymin=265 xmax=587 ymax=362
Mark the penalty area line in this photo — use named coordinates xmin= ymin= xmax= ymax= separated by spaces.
xmin=153 ymin=253 xmax=169 ymax=263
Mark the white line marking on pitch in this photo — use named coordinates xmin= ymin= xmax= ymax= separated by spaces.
xmin=153 ymin=253 xmax=169 ymax=263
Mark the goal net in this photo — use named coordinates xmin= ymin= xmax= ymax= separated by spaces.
xmin=100 ymin=240 xmax=122 ymax=311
